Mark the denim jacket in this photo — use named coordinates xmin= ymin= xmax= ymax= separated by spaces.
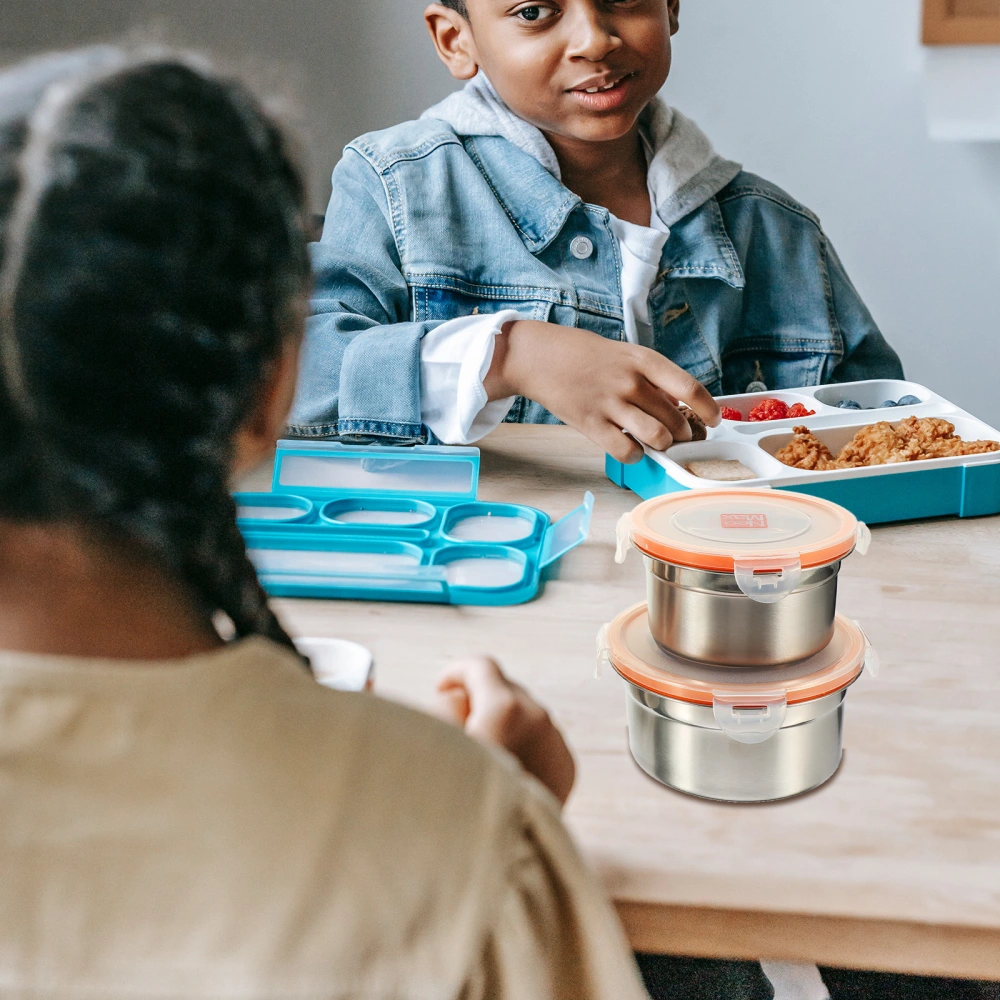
xmin=289 ymin=118 xmax=903 ymax=442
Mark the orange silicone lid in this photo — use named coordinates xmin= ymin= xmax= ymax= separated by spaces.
xmin=625 ymin=489 xmax=860 ymax=572
xmin=603 ymin=603 xmax=867 ymax=706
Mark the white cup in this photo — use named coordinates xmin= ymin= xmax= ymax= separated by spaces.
xmin=294 ymin=637 xmax=375 ymax=692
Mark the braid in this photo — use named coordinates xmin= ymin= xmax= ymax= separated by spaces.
xmin=0 ymin=50 xmax=310 ymax=658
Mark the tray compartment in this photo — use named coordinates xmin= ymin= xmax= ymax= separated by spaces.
xmin=662 ymin=441 xmax=790 ymax=484
xmin=319 ymin=497 xmax=438 ymax=528
xmin=812 ymin=379 xmax=937 ymax=412
xmin=717 ymin=390 xmax=835 ymax=425
xmin=245 ymin=537 xmax=426 ymax=575
xmin=441 ymin=503 xmax=542 ymax=546
xmin=757 ymin=414 xmax=1000 ymax=471
xmin=235 ymin=493 xmax=315 ymax=524
xmin=431 ymin=545 xmax=530 ymax=590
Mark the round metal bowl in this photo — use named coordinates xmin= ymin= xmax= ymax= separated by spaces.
xmin=624 ymin=680 xmax=848 ymax=803
xmin=645 ymin=556 xmax=841 ymax=667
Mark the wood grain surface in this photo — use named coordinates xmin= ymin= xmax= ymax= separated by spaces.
xmin=253 ymin=426 xmax=1000 ymax=979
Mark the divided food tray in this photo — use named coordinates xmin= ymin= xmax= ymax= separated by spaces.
xmin=606 ymin=380 xmax=1000 ymax=524
xmin=237 ymin=440 xmax=594 ymax=605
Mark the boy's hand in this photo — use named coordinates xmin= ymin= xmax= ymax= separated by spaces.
xmin=485 ymin=320 xmax=721 ymax=464
xmin=436 ymin=657 xmax=576 ymax=806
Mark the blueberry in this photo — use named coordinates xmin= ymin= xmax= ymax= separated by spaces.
xmin=837 ymin=399 xmax=862 ymax=409
xmin=897 ymin=394 xmax=921 ymax=406
xmin=880 ymin=400 xmax=898 ymax=408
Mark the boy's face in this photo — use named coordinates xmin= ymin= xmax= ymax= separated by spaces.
xmin=426 ymin=0 xmax=679 ymax=146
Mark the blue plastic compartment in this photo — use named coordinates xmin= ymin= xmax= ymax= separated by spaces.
xmin=319 ymin=497 xmax=439 ymax=530
xmin=237 ymin=441 xmax=595 ymax=606
xmin=441 ymin=503 xmax=543 ymax=547
xmin=236 ymin=493 xmax=315 ymax=525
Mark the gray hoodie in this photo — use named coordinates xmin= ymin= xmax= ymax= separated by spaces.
xmin=421 ymin=72 xmax=741 ymax=228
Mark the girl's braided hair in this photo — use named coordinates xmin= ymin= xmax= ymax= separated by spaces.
xmin=0 ymin=48 xmax=310 ymax=654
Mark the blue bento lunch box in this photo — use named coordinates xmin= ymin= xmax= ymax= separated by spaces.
xmin=606 ymin=379 xmax=1000 ymax=524
xmin=236 ymin=440 xmax=594 ymax=606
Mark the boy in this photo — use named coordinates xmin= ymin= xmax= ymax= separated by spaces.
xmin=290 ymin=0 xmax=902 ymax=465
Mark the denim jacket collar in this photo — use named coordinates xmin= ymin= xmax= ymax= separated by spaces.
xmin=465 ymin=133 xmax=744 ymax=286
xmin=465 ymin=135 xmax=581 ymax=254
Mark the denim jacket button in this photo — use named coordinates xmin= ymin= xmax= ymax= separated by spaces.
xmin=570 ymin=236 xmax=594 ymax=260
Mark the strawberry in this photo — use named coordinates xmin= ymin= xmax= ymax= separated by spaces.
xmin=747 ymin=398 xmax=790 ymax=422
xmin=720 ymin=406 xmax=743 ymax=421
xmin=787 ymin=402 xmax=817 ymax=418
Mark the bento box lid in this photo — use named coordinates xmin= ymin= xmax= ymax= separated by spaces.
xmin=271 ymin=439 xmax=481 ymax=503
xmin=617 ymin=488 xmax=866 ymax=575
xmin=599 ymin=603 xmax=873 ymax=708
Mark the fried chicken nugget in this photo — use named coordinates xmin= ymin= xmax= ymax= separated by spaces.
xmin=774 ymin=426 xmax=839 ymax=471
xmin=836 ymin=421 xmax=922 ymax=466
xmin=896 ymin=416 xmax=999 ymax=458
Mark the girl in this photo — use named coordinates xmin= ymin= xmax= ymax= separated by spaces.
xmin=0 ymin=47 xmax=646 ymax=998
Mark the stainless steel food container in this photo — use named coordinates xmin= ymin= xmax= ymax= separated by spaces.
xmin=625 ymin=683 xmax=847 ymax=802
xmin=600 ymin=604 xmax=874 ymax=803
xmin=617 ymin=489 xmax=869 ymax=668
xmin=644 ymin=557 xmax=841 ymax=666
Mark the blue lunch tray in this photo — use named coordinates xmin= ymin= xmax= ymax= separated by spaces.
xmin=606 ymin=379 xmax=1000 ymax=525
xmin=236 ymin=440 xmax=594 ymax=606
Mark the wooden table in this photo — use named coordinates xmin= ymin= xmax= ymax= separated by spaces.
xmin=265 ymin=425 xmax=1000 ymax=980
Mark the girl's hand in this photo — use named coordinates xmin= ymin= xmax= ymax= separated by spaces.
xmin=485 ymin=320 xmax=721 ymax=464
xmin=436 ymin=657 xmax=576 ymax=806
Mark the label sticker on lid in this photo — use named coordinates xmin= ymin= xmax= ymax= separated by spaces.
xmin=721 ymin=513 xmax=769 ymax=529
xmin=671 ymin=502 xmax=813 ymax=545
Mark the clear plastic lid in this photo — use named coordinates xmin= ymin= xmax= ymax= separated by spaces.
xmin=599 ymin=603 xmax=871 ymax=708
xmin=617 ymin=488 xmax=867 ymax=573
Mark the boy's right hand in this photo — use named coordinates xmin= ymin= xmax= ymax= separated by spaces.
xmin=484 ymin=320 xmax=721 ymax=464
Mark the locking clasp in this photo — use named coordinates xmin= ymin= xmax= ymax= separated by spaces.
xmin=733 ymin=554 xmax=802 ymax=604
xmin=713 ymin=691 xmax=787 ymax=744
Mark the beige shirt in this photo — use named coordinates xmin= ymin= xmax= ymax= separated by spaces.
xmin=0 ymin=637 xmax=648 ymax=999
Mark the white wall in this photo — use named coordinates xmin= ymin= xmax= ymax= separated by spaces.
xmin=4 ymin=0 xmax=999 ymax=424
xmin=660 ymin=0 xmax=1000 ymax=427
xmin=0 ymin=0 xmax=379 ymax=215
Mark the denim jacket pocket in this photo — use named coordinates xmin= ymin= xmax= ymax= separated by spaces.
xmin=649 ymin=286 xmax=723 ymax=392
xmin=721 ymin=335 xmax=842 ymax=395
xmin=411 ymin=280 xmax=554 ymax=324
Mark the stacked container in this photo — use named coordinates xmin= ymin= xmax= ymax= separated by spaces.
xmin=601 ymin=489 xmax=877 ymax=802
